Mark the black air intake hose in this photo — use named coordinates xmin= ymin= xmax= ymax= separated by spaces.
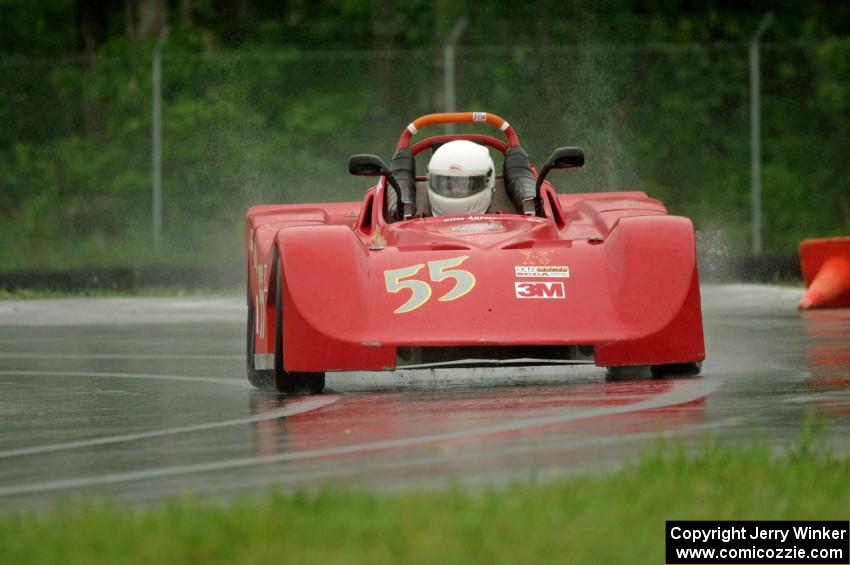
xmin=389 ymin=148 xmax=417 ymax=218
xmin=503 ymin=145 xmax=537 ymax=214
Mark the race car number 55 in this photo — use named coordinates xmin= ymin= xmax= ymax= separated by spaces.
xmin=384 ymin=256 xmax=476 ymax=314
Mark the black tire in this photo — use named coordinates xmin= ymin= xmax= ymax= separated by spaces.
xmin=247 ymin=303 xmax=276 ymax=389
xmin=605 ymin=365 xmax=651 ymax=380
xmin=272 ymin=257 xmax=325 ymax=394
xmin=650 ymin=362 xmax=702 ymax=378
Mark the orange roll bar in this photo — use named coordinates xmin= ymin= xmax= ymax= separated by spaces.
xmin=396 ymin=112 xmax=520 ymax=149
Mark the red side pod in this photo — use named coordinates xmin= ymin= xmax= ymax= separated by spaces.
xmin=595 ymin=215 xmax=705 ymax=367
xmin=246 ymin=202 xmax=364 ymax=361
xmin=277 ymin=225 xmax=396 ymax=372
xmin=595 ymin=266 xmax=705 ymax=366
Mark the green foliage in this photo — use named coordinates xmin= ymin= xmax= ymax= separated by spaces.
xmin=1 ymin=438 xmax=848 ymax=564
xmin=0 ymin=3 xmax=849 ymax=270
xmin=0 ymin=0 xmax=75 ymax=55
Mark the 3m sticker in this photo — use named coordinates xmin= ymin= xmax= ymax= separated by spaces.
xmin=515 ymin=265 xmax=570 ymax=278
xmin=514 ymin=281 xmax=565 ymax=299
xmin=472 ymin=112 xmax=487 ymax=122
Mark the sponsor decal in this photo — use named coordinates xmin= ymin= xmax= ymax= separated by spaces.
xmin=449 ymin=163 xmax=463 ymax=172
xmin=515 ymin=265 xmax=570 ymax=278
xmin=370 ymin=223 xmax=387 ymax=250
xmin=452 ymin=222 xmax=503 ymax=233
xmin=472 ymin=112 xmax=487 ymax=122
xmin=442 ymin=215 xmax=491 ymax=223
xmin=252 ymin=243 xmax=268 ymax=340
xmin=520 ymin=249 xmax=553 ymax=265
xmin=514 ymin=281 xmax=565 ymax=299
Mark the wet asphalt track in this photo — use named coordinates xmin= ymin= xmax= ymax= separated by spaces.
xmin=1 ymin=284 xmax=849 ymax=508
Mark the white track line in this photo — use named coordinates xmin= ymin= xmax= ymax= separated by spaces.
xmin=0 ymin=353 xmax=242 ymax=360
xmin=0 ymin=395 xmax=338 ymax=460
xmin=209 ymin=415 xmax=749 ymax=494
xmin=0 ymin=369 xmax=249 ymax=388
xmin=0 ymin=378 xmax=720 ymax=498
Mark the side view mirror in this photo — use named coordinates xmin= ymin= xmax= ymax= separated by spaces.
xmin=535 ymin=147 xmax=585 ymax=192
xmin=348 ymin=154 xmax=403 ymax=220
xmin=349 ymin=154 xmax=391 ymax=177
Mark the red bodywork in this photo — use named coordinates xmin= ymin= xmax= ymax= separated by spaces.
xmin=246 ymin=113 xmax=705 ymax=373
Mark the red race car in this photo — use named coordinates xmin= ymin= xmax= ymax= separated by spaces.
xmin=246 ymin=112 xmax=705 ymax=393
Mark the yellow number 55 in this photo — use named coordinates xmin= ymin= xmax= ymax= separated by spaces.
xmin=384 ymin=256 xmax=476 ymax=314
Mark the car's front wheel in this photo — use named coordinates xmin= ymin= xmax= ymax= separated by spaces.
xmin=246 ymin=256 xmax=325 ymax=394
xmin=271 ymin=257 xmax=325 ymax=394
xmin=606 ymin=362 xmax=702 ymax=380
xmin=605 ymin=365 xmax=651 ymax=380
xmin=247 ymin=302 xmax=276 ymax=389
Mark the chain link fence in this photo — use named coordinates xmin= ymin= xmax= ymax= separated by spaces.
xmin=1 ymin=41 xmax=848 ymax=272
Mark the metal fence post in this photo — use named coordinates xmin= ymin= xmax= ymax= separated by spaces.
xmin=443 ymin=16 xmax=468 ymax=134
xmin=152 ymin=27 xmax=169 ymax=248
xmin=750 ymin=13 xmax=773 ymax=256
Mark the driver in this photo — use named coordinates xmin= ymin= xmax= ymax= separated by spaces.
xmin=426 ymin=140 xmax=495 ymax=216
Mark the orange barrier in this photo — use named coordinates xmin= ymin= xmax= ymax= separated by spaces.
xmin=798 ymin=236 xmax=850 ymax=309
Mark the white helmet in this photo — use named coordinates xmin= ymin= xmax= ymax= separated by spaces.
xmin=426 ymin=140 xmax=495 ymax=216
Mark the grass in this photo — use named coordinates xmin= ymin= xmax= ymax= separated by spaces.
xmin=1 ymin=433 xmax=848 ymax=564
